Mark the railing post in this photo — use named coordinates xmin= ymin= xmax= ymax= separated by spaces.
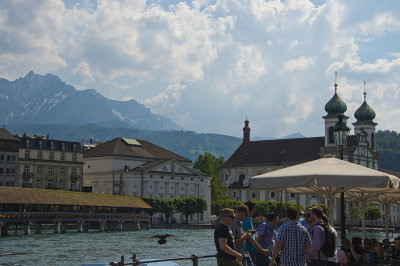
xmin=191 ymin=254 xmax=198 ymax=266
xmin=120 ymin=255 xmax=124 ymax=266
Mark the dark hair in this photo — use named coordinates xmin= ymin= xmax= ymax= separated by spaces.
xmin=286 ymin=206 xmax=298 ymax=220
xmin=321 ymin=213 xmax=329 ymax=226
xmin=352 ymin=237 xmax=362 ymax=247
xmin=245 ymin=200 xmax=256 ymax=212
xmin=236 ymin=205 xmax=249 ymax=215
xmin=266 ymin=213 xmax=276 ymax=222
xmin=312 ymin=206 xmax=323 ymax=219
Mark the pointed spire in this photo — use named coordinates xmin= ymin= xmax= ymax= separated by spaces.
xmin=334 ymin=71 xmax=338 ymax=93
xmin=363 ymin=80 xmax=367 ymax=101
xmin=243 ymin=118 xmax=250 ymax=144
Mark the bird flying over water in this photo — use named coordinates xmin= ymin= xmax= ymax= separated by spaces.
xmin=151 ymin=234 xmax=174 ymax=245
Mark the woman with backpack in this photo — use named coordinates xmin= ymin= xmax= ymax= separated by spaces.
xmin=321 ymin=214 xmax=338 ymax=266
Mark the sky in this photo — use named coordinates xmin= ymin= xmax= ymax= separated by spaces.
xmin=1 ymin=0 xmax=400 ymax=138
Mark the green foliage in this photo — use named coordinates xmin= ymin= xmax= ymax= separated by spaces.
xmin=176 ymin=197 xmax=208 ymax=223
xmin=212 ymin=200 xmax=302 ymax=217
xmin=366 ymin=206 xmax=382 ymax=221
xmin=142 ymin=196 xmax=207 ymax=224
xmin=212 ymin=199 xmax=243 ymax=216
xmin=376 ymin=130 xmax=400 ymax=171
xmin=141 ymin=196 xmax=163 ymax=217
xmin=193 ymin=152 xmax=229 ymax=203
xmin=349 ymin=205 xmax=361 ymax=220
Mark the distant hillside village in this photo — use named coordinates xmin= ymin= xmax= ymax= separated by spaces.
xmin=1 ymin=79 xmax=400 ymax=226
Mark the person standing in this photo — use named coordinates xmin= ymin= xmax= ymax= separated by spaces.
xmin=269 ymin=206 xmax=311 ymax=266
xmin=231 ymin=205 xmax=270 ymax=266
xmin=214 ymin=208 xmax=243 ymax=266
xmin=307 ymin=206 xmax=328 ymax=266
xmin=243 ymin=200 xmax=257 ymax=263
xmin=321 ymin=214 xmax=338 ymax=266
xmin=256 ymin=213 xmax=277 ymax=266
xmin=299 ymin=206 xmax=313 ymax=231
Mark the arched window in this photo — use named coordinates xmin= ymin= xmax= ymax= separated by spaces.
xmin=270 ymin=192 xmax=276 ymax=199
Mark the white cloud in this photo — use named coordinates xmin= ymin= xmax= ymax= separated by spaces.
xmin=143 ymin=83 xmax=186 ymax=109
xmin=1 ymin=0 xmax=400 ymax=137
xmin=234 ymin=45 xmax=267 ymax=84
xmin=232 ymin=93 xmax=251 ymax=107
xmin=359 ymin=12 xmax=400 ymax=37
xmin=351 ymin=57 xmax=400 ymax=73
xmin=283 ymin=56 xmax=316 ymax=71
xmin=72 ymin=61 xmax=95 ymax=83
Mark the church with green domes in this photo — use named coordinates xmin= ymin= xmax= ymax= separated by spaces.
xmin=219 ymin=78 xmax=392 ymax=222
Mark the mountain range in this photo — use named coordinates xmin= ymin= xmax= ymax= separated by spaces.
xmin=0 ymin=71 xmax=181 ymax=131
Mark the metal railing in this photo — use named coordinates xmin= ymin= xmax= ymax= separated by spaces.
xmin=110 ymin=253 xmax=217 ymax=266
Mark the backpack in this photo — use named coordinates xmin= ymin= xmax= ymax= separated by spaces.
xmin=320 ymin=223 xmax=336 ymax=257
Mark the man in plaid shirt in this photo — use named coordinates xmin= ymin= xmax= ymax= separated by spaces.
xmin=231 ymin=205 xmax=270 ymax=266
xmin=269 ymin=206 xmax=311 ymax=266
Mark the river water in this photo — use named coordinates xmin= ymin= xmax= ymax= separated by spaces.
xmin=0 ymin=228 xmax=397 ymax=266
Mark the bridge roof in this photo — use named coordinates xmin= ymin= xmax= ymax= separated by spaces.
xmin=0 ymin=187 xmax=152 ymax=209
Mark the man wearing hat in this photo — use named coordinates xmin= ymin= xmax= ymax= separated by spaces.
xmin=299 ymin=206 xmax=313 ymax=232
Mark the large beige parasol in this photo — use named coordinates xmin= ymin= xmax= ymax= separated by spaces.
xmin=250 ymin=157 xmax=399 ymax=230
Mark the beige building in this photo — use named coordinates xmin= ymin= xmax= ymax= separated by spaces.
xmin=0 ymin=127 xmax=19 ymax=187
xmin=17 ymin=135 xmax=83 ymax=191
xmin=83 ymin=138 xmax=211 ymax=224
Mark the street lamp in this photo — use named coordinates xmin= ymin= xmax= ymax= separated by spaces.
xmin=333 ymin=113 xmax=350 ymax=242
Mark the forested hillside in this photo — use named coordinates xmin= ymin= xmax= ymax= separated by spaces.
xmin=376 ymin=130 xmax=400 ymax=171
xmin=5 ymin=125 xmax=400 ymax=171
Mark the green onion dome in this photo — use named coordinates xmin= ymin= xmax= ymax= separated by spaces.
xmin=354 ymin=94 xmax=376 ymax=123
xmin=324 ymin=84 xmax=347 ymax=115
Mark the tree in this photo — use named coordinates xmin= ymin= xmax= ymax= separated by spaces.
xmin=141 ymin=196 xmax=162 ymax=222
xmin=349 ymin=205 xmax=361 ymax=220
xmin=211 ymin=199 xmax=243 ymax=216
xmin=193 ymin=152 xmax=229 ymax=203
xmin=366 ymin=206 xmax=382 ymax=221
xmin=158 ymin=198 xmax=176 ymax=224
xmin=176 ymin=197 xmax=208 ymax=224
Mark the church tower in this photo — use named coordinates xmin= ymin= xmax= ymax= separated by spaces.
xmin=323 ymin=72 xmax=348 ymax=147
xmin=353 ymin=81 xmax=377 ymax=151
xmin=243 ymin=118 xmax=250 ymax=144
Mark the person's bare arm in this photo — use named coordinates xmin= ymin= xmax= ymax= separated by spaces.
xmin=269 ymin=240 xmax=283 ymax=266
xmin=234 ymin=232 xmax=251 ymax=244
xmin=218 ymin=238 xmax=243 ymax=262
xmin=350 ymin=245 xmax=361 ymax=261
xmin=248 ymin=236 xmax=270 ymax=256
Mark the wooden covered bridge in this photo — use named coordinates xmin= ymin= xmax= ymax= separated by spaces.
xmin=0 ymin=187 xmax=152 ymax=236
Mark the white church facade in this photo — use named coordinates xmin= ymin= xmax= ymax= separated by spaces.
xmin=219 ymin=80 xmax=399 ymax=224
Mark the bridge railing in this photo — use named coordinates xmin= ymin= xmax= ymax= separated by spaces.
xmin=110 ymin=254 xmax=217 ymax=266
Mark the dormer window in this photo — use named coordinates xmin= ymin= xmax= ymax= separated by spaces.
xmin=61 ymin=143 xmax=65 ymax=151
xmin=50 ymin=142 xmax=54 ymax=150
xmin=26 ymin=139 xmax=30 ymax=147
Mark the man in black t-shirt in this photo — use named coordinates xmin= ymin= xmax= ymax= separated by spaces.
xmin=214 ymin=208 xmax=243 ymax=266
